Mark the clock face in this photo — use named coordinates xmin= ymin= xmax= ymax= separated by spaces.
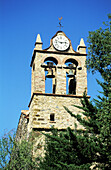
xmin=53 ymin=35 xmax=70 ymax=51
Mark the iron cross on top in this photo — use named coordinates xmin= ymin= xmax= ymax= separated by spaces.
xmin=58 ymin=17 xmax=63 ymax=30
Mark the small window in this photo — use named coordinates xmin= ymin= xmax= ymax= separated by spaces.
xmin=50 ymin=114 xmax=55 ymax=121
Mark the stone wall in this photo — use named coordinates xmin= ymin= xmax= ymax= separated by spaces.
xmin=28 ymin=93 xmax=89 ymax=133
xmin=16 ymin=110 xmax=29 ymax=142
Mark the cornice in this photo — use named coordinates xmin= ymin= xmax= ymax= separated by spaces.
xmin=28 ymin=92 xmax=90 ymax=107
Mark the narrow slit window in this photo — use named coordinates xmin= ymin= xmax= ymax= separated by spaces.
xmin=50 ymin=114 xmax=54 ymax=121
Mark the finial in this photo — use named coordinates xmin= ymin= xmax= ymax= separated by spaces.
xmin=35 ymin=34 xmax=42 ymax=50
xmin=79 ymin=38 xmax=86 ymax=46
xmin=57 ymin=17 xmax=63 ymax=30
xmin=77 ymin=38 xmax=86 ymax=54
xmin=36 ymin=34 xmax=42 ymax=43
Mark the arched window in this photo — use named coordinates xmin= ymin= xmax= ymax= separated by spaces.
xmin=65 ymin=59 xmax=78 ymax=95
xmin=44 ymin=57 xmax=57 ymax=94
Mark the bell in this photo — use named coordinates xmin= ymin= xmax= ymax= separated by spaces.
xmin=68 ymin=64 xmax=73 ymax=68
xmin=67 ymin=69 xmax=74 ymax=77
xmin=46 ymin=68 xmax=55 ymax=78
xmin=47 ymin=62 xmax=53 ymax=67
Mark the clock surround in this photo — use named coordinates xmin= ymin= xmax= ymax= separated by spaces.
xmin=53 ymin=35 xmax=70 ymax=51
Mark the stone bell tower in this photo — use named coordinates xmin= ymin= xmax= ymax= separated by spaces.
xmin=31 ymin=31 xmax=87 ymax=96
xmin=16 ymin=30 xmax=89 ymax=143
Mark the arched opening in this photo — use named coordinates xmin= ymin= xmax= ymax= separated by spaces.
xmin=44 ymin=57 xmax=58 ymax=65
xmin=65 ymin=58 xmax=78 ymax=67
xmin=65 ymin=59 xmax=78 ymax=95
xmin=44 ymin=57 xmax=57 ymax=94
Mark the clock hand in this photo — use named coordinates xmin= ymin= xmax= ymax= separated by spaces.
xmin=57 ymin=40 xmax=63 ymax=44
xmin=57 ymin=40 xmax=68 ymax=44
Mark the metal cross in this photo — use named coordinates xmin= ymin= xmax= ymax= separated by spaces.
xmin=57 ymin=17 xmax=63 ymax=30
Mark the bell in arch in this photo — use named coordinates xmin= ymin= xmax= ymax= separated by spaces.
xmin=46 ymin=62 xmax=55 ymax=78
xmin=46 ymin=68 xmax=55 ymax=78
xmin=67 ymin=69 xmax=74 ymax=77
xmin=67 ymin=64 xmax=74 ymax=77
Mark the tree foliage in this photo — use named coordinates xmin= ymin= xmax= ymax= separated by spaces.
xmin=38 ymin=128 xmax=91 ymax=169
xmin=0 ymin=130 xmax=37 ymax=170
xmin=86 ymin=14 xmax=111 ymax=82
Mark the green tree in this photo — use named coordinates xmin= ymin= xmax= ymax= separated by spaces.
xmin=38 ymin=15 xmax=111 ymax=169
xmin=38 ymin=128 xmax=91 ymax=170
xmin=86 ymin=14 xmax=111 ymax=85
xmin=0 ymin=130 xmax=15 ymax=169
xmin=0 ymin=130 xmax=37 ymax=170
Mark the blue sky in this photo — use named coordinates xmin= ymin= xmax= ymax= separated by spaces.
xmin=0 ymin=0 xmax=111 ymax=135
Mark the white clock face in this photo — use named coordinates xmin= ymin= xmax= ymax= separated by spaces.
xmin=53 ymin=35 xmax=70 ymax=51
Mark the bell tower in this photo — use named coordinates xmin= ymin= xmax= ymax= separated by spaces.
xmin=16 ymin=30 xmax=89 ymax=145
xmin=27 ymin=30 xmax=88 ymax=132
xmin=31 ymin=31 xmax=87 ymax=96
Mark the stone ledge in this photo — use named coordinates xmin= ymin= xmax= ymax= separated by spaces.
xmin=33 ymin=128 xmax=70 ymax=132
xmin=33 ymin=128 xmax=85 ymax=131
xmin=28 ymin=92 xmax=90 ymax=107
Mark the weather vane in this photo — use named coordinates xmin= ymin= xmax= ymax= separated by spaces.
xmin=58 ymin=17 xmax=63 ymax=30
